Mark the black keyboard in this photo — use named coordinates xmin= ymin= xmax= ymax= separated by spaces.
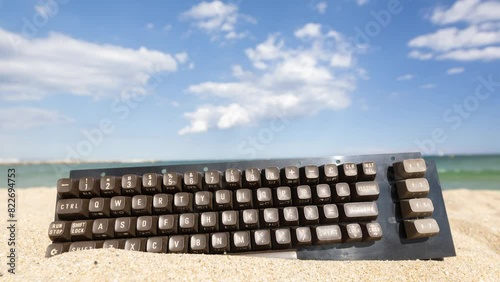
xmin=45 ymin=152 xmax=456 ymax=260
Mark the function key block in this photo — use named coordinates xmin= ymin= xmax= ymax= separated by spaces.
xmin=46 ymin=152 xmax=455 ymax=260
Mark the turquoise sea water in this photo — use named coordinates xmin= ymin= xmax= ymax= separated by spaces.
xmin=0 ymin=155 xmax=498 ymax=190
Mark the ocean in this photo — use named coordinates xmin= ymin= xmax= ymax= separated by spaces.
xmin=1 ymin=155 xmax=498 ymax=190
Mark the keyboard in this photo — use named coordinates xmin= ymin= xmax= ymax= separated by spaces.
xmin=45 ymin=152 xmax=456 ymax=260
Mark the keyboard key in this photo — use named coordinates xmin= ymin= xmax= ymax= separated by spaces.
xmin=78 ymin=177 xmax=100 ymax=198
xmin=273 ymin=228 xmax=292 ymax=249
xmin=122 ymin=174 xmax=142 ymax=195
xmin=136 ymin=215 xmax=158 ymax=236
xmin=215 ymin=190 xmax=233 ymax=210
xmin=184 ymin=171 xmax=203 ymax=192
xmin=321 ymin=164 xmax=339 ymax=184
xmin=300 ymin=165 xmax=319 ymax=185
xmin=241 ymin=209 xmax=259 ymax=229
xmin=147 ymin=237 xmax=168 ymax=253
xmin=204 ymin=170 xmax=222 ymax=191
xmin=352 ymin=181 xmax=380 ymax=201
xmin=255 ymin=187 xmax=273 ymax=207
xmin=393 ymin=159 xmax=427 ymax=180
xmin=110 ymin=196 xmax=131 ymax=216
xmin=169 ymin=235 xmax=189 ymax=253
xmin=114 ymin=217 xmax=136 ymax=237
xmin=132 ymin=195 xmax=152 ymax=215
xmin=211 ymin=232 xmax=230 ymax=253
xmin=158 ymin=214 xmax=178 ymax=235
xmin=358 ymin=162 xmax=377 ymax=181
xmin=224 ymin=169 xmax=242 ymax=189
xmin=281 ymin=207 xmax=299 ymax=226
xmin=221 ymin=210 xmax=239 ymax=231
xmin=142 ymin=173 xmax=162 ymax=194
xmin=195 ymin=191 xmax=214 ymax=211
xmin=281 ymin=166 xmax=299 ymax=186
xmin=333 ymin=183 xmax=350 ymax=203
xmin=57 ymin=178 xmax=79 ymax=198
xmin=252 ymin=229 xmax=271 ymax=250
xmin=314 ymin=184 xmax=331 ymax=204
xmin=400 ymin=198 xmax=434 ymax=218
xmin=179 ymin=213 xmax=199 ymax=233
xmin=92 ymin=218 xmax=115 ymax=239
xmin=339 ymin=163 xmax=357 ymax=182
xmin=153 ymin=194 xmax=173 ymax=214
xmin=396 ymin=178 xmax=430 ymax=199
xmin=404 ymin=218 xmax=439 ymax=239
xmin=70 ymin=220 xmax=94 ymax=241
xmin=300 ymin=206 xmax=319 ymax=225
xmin=261 ymin=208 xmax=279 ymax=228
xmin=69 ymin=240 xmax=103 ymax=252
xmin=294 ymin=185 xmax=312 ymax=205
xmin=292 ymin=227 xmax=312 ymax=246
xmin=190 ymin=234 xmax=209 ymax=254
xmin=341 ymin=223 xmax=363 ymax=242
xmin=275 ymin=186 xmax=292 ymax=206
xmin=56 ymin=199 xmax=89 ymax=219
xmin=100 ymin=176 xmax=121 ymax=196
xmin=48 ymin=221 xmax=71 ymax=242
xmin=320 ymin=204 xmax=339 ymax=223
xmin=200 ymin=212 xmax=219 ymax=232
xmin=263 ymin=167 xmax=281 ymax=187
xmin=361 ymin=222 xmax=383 ymax=241
xmin=314 ymin=225 xmax=342 ymax=244
xmin=244 ymin=168 xmax=261 ymax=188
xmin=103 ymin=239 xmax=125 ymax=249
xmin=125 ymin=238 xmax=147 ymax=251
xmin=89 ymin=197 xmax=110 ymax=218
xmin=163 ymin=172 xmax=183 ymax=193
xmin=235 ymin=189 xmax=253 ymax=209
xmin=232 ymin=231 xmax=251 ymax=251
xmin=174 ymin=192 xmax=193 ymax=213
xmin=45 ymin=242 xmax=70 ymax=257
xmin=340 ymin=202 xmax=379 ymax=221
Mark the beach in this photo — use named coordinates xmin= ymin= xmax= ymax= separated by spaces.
xmin=1 ymin=188 xmax=498 ymax=281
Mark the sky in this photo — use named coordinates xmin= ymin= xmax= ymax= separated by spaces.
xmin=0 ymin=0 xmax=499 ymax=162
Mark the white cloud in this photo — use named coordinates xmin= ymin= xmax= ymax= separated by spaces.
xmin=0 ymin=28 xmax=184 ymax=101
xmin=430 ymin=0 xmax=500 ymax=25
xmin=447 ymin=67 xmax=465 ymax=74
xmin=355 ymin=0 xmax=369 ymax=6
xmin=181 ymin=0 xmax=256 ymax=41
xmin=420 ymin=83 xmax=437 ymax=89
xmin=409 ymin=0 xmax=500 ymax=62
xmin=409 ymin=50 xmax=433 ymax=60
xmin=0 ymin=107 xmax=73 ymax=129
xmin=146 ymin=23 xmax=155 ymax=30
xmin=175 ymin=52 xmax=189 ymax=64
xmin=397 ymin=74 xmax=414 ymax=81
xmin=408 ymin=26 xmax=500 ymax=52
xmin=315 ymin=2 xmax=328 ymax=14
xmin=163 ymin=24 xmax=172 ymax=31
xmin=438 ymin=46 xmax=500 ymax=61
xmin=294 ymin=23 xmax=322 ymax=39
xmin=179 ymin=23 xmax=364 ymax=135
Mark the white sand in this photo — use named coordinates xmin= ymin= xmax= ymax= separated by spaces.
xmin=1 ymin=188 xmax=499 ymax=281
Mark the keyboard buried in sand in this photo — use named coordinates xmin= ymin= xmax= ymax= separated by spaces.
xmin=46 ymin=152 xmax=456 ymax=260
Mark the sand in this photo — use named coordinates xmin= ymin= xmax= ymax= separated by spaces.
xmin=0 ymin=188 xmax=499 ymax=281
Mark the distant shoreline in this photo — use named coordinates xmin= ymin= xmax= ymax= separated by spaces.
xmin=1 ymin=153 xmax=500 ymax=165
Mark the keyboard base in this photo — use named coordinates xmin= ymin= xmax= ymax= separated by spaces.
xmin=64 ymin=152 xmax=455 ymax=260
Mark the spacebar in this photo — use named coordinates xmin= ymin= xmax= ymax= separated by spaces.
xmin=231 ymin=250 xmax=298 ymax=259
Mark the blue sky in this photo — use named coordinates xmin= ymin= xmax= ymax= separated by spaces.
xmin=0 ymin=0 xmax=499 ymax=162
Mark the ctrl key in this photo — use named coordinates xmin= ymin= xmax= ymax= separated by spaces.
xmin=45 ymin=243 xmax=71 ymax=258
xmin=404 ymin=218 xmax=440 ymax=239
